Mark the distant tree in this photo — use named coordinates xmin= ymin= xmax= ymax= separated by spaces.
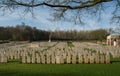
xmin=90 ymin=29 xmax=108 ymax=40
xmin=107 ymin=28 xmax=115 ymax=34
xmin=0 ymin=24 xmax=110 ymax=41
xmin=114 ymin=25 xmax=120 ymax=34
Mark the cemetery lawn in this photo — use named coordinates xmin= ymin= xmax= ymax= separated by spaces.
xmin=0 ymin=63 xmax=120 ymax=76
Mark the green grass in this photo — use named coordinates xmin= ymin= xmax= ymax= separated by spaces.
xmin=67 ymin=41 xmax=75 ymax=48
xmin=0 ymin=63 xmax=120 ymax=76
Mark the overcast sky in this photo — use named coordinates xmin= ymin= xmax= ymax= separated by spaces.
xmin=0 ymin=1 xmax=116 ymax=31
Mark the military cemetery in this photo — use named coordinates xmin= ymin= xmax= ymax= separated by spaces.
xmin=0 ymin=41 xmax=119 ymax=64
xmin=0 ymin=0 xmax=120 ymax=76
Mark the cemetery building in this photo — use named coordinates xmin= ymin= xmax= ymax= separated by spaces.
xmin=107 ymin=34 xmax=120 ymax=46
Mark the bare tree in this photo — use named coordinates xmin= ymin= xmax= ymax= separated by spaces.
xmin=0 ymin=0 xmax=120 ymax=24
xmin=114 ymin=25 xmax=120 ymax=34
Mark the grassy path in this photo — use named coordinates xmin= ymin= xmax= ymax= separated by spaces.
xmin=0 ymin=63 xmax=120 ymax=76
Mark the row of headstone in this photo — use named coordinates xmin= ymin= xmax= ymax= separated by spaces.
xmin=0 ymin=42 xmax=115 ymax=64
xmin=21 ymin=53 xmax=110 ymax=64
xmin=0 ymin=54 xmax=7 ymax=63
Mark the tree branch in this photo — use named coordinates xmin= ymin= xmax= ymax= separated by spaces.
xmin=9 ymin=0 xmax=113 ymax=9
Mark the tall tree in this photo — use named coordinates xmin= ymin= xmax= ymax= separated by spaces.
xmin=114 ymin=25 xmax=120 ymax=34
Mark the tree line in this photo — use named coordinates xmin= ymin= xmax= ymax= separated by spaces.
xmin=50 ymin=29 xmax=109 ymax=41
xmin=0 ymin=24 xmax=109 ymax=41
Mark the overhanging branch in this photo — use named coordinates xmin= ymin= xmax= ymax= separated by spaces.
xmin=9 ymin=0 xmax=113 ymax=9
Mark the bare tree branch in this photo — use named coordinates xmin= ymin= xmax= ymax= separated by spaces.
xmin=8 ymin=0 xmax=113 ymax=9
xmin=0 ymin=0 xmax=120 ymax=25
